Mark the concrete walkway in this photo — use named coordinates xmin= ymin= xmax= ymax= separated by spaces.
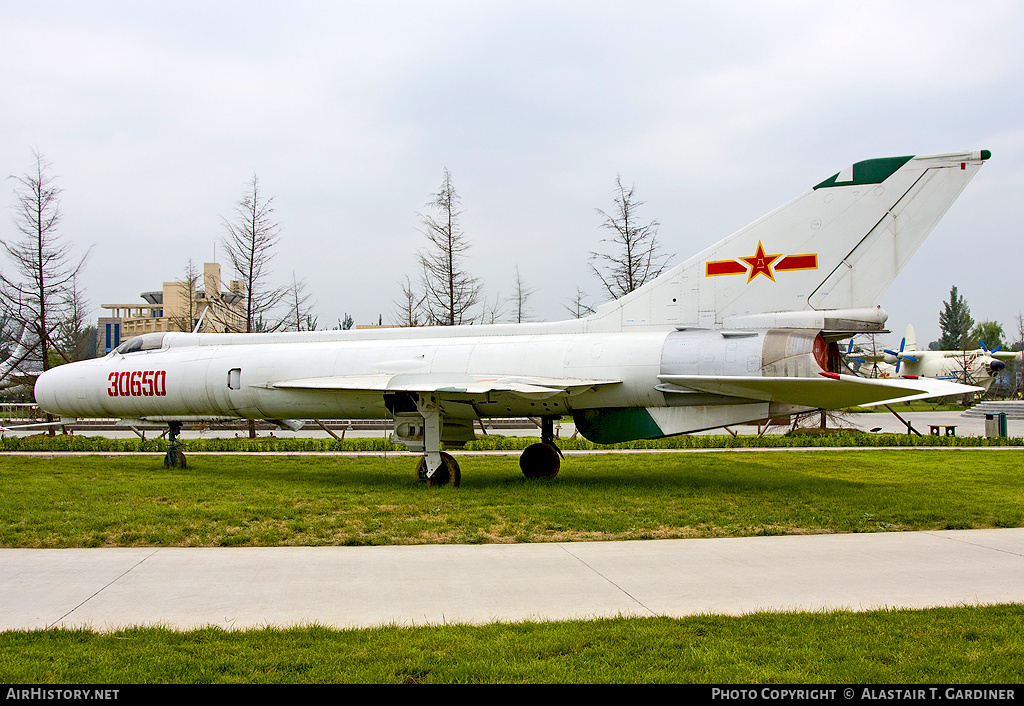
xmin=3 ymin=529 xmax=1023 ymax=632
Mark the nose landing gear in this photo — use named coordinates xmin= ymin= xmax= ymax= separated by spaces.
xmin=164 ymin=421 xmax=186 ymax=468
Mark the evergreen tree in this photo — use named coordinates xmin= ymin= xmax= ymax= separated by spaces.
xmin=938 ymin=285 xmax=974 ymax=350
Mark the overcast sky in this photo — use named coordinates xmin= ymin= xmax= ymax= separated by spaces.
xmin=1 ymin=1 xmax=1021 ymax=349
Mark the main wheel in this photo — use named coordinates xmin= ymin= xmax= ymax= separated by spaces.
xmin=520 ymin=442 xmax=560 ymax=479
xmin=416 ymin=452 xmax=462 ymax=487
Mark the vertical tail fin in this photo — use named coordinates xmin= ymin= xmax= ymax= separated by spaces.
xmin=585 ymin=151 xmax=989 ymax=332
xmin=905 ymin=324 xmax=917 ymax=352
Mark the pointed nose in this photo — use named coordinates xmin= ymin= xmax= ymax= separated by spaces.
xmin=34 ymin=364 xmax=86 ymax=416
xmin=34 ymin=366 xmax=64 ymax=414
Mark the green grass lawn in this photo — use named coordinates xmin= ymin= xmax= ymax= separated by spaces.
xmin=2 ymin=449 xmax=1022 ymax=547
xmin=3 ymin=448 xmax=1022 ymax=684
xmin=2 ymin=606 xmax=1022 ymax=683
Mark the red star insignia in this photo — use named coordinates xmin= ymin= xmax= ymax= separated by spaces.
xmin=739 ymin=241 xmax=782 ymax=282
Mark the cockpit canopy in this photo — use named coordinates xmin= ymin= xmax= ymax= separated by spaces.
xmin=112 ymin=333 xmax=166 ymax=355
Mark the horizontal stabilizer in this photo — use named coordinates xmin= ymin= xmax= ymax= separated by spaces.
xmin=658 ymin=373 xmax=980 ymax=409
xmin=270 ymin=373 xmax=620 ymax=399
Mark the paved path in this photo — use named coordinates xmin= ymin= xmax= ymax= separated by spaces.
xmin=3 ymin=529 xmax=1022 ymax=632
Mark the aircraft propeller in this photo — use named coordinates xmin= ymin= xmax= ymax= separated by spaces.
xmin=975 ymin=339 xmax=1006 ymax=375
xmin=883 ymin=338 xmax=918 ymax=375
xmin=978 ymin=339 xmax=1003 ymax=355
xmin=843 ymin=339 xmax=865 ymax=374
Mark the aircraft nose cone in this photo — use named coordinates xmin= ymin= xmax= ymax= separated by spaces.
xmin=34 ymin=363 xmax=85 ymax=416
xmin=33 ymin=366 xmax=63 ymax=414
xmin=33 ymin=366 xmax=55 ymax=409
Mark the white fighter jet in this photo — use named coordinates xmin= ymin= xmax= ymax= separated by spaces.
xmin=34 ymin=150 xmax=990 ymax=485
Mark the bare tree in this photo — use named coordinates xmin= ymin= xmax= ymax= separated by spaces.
xmin=392 ymin=275 xmax=425 ymax=327
xmin=0 ymin=309 xmax=14 ymax=361
xmin=220 ymin=173 xmax=286 ymax=438
xmin=220 ymin=173 xmax=284 ymax=333
xmin=282 ymin=272 xmax=316 ymax=332
xmin=53 ymin=274 xmax=95 ymax=361
xmin=589 ymin=176 xmax=672 ymax=299
xmin=416 ymin=168 xmax=482 ymax=325
xmin=480 ymin=289 xmax=507 ymax=325
xmin=167 ymin=259 xmax=202 ymax=333
xmin=511 ymin=265 xmax=535 ymax=323
xmin=564 ymin=286 xmax=596 ymax=319
xmin=0 ymin=150 xmax=90 ymax=381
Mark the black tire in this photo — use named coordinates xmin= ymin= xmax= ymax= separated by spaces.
xmin=164 ymin=447 xmax=187 ymax=469
xmin=416 ymin=452 xmax=461 ymax=487
xmin=520 ymin=442 xmax=560 ymax=479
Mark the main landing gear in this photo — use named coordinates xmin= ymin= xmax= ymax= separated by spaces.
xmin=389 ymin=393 xmax=463 ymax=487
xmin=520 ymin=416 xmax=562 ymax=479
xmin=408 ymin=414 xmax=562 ymax=486
xmin=389 ymin=391 xmax=563 ymax=487
xmin=416 ymin=452 xmax=462 ymax=487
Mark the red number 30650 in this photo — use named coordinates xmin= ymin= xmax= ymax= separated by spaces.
xmin=107 ymin=370 xmax=167 ymax=397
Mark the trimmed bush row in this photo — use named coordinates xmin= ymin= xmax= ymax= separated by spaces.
xmin=1 ymin=430 xmax=1020 ymax=453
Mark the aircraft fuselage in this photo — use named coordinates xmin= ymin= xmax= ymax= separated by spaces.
xmin=34 ymin=327 xmax=830 ymax=432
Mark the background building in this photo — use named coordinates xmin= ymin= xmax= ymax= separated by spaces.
xmin=97 ymin=263 xmax=245 ymax=354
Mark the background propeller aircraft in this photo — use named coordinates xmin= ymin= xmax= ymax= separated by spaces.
xmin=34 ymin=151 xmax=990 ymax=485
xmin=847 ymin=324 xmax=1020 ymax=391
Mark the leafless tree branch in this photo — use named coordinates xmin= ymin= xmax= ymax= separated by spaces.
xmin=588 ymin=176 xmax=672 ymax=300
xmin=0 ymin=150 xmax=91 ymax=381
xmin=415 ymin=168 xmax=482 ymax=325
xmin=219 ymin=173 xmax=286 ymax=333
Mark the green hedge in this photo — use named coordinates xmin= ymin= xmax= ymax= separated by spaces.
xmin=1 ymin=431 xmax=1020 ymax=453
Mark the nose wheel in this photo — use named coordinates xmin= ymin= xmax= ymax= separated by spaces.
xmin=164 ymin=421 xmax=186 ymax=468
